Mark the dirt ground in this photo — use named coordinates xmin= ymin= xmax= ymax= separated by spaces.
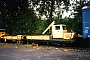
xmin=0 ymin=43 xmax=90 ymax=60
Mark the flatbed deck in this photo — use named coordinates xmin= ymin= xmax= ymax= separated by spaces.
xmin=0 ymin=35 xmax=75 ymax=44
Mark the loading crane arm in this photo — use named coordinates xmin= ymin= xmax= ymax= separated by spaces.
xmin=42 ymin=21 xmax=55 ymax=34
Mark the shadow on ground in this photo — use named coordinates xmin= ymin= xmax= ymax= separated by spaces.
xmin=72 ymin=37 xmax=90 ymax=48
xmin=0 ymin=38 xmax=90 ymax=48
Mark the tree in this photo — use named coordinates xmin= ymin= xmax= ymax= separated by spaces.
xmin=28 ymin=0 xmax=70 ymax=23
xmin=2 ymin=0 xmax=39 ymax=35
xmin=72 ymin=0 xmax=83 ymax=34
xmin=0 ymin=1 xmax=5 ymax=29
xmin=12 ymin=8 xmax=39 ymax=35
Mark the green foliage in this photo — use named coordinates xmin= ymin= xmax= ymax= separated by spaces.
xmin=35 ymin=19 xmax=49 ymax=34
xmin=3 ymin=0 xmax=39 ymax=35
xmin=30 ymin=0 xmax=70 ymax=22
xmin=2 ymin=0 xmax=83 ymax=35
xmin=12 ymin=8 xmax=39 ymax=35
xmin=72 ymin=1 xmax=82 ymax=34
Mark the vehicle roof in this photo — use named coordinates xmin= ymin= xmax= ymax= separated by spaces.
xmin=54 ymin=24 xmax=66 ymax=26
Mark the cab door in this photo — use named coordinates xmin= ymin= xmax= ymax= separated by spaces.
xmin=52 ymin=25 xmax=63 ymax=38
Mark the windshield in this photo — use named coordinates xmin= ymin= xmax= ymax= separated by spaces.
xmin=0 ymin=29 xmax=5 ymax=32
xmin=62 ymin=26 xmax=67 ymax=30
